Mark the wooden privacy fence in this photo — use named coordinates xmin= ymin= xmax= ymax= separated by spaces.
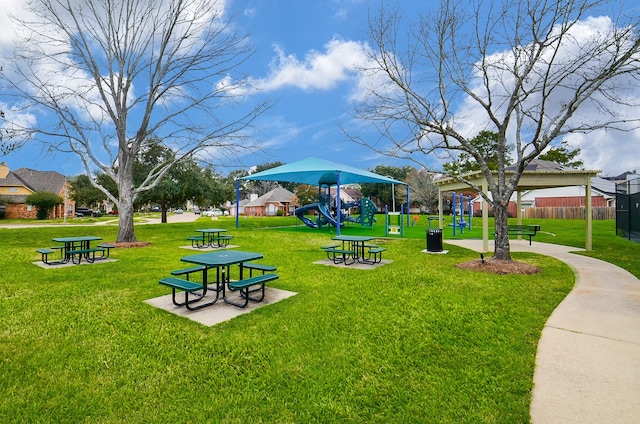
xmin=523 ymin=207 xmax=615 ymax=220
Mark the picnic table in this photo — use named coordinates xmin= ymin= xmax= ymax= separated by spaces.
xmin=189 ymin=228 xmax=233 ymax=248
xmin=50 ymin=236 xmax=105 ymax=264
xmin=160 ymin=250 xmax=278 ymax=309
xmin=329 ymin=235 xmax=384 ymax=265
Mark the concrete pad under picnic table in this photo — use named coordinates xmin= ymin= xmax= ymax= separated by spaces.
xmin=32 ymin=258 xmax=117 ymax=269
xmin=145 ymin=286 xmax=297 ymax=326
xmin=313 ymin=259 xmax=392 ymax=269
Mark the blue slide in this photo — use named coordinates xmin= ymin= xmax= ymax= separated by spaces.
xmin=295 ymin=203 xmax=341 ymax=228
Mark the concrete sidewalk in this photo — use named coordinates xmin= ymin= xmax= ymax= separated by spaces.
xmin=445 ymin=239 xmax=640 ymax=424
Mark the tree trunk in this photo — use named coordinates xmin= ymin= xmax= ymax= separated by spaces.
xmin=116 ymin=166 xmax=138 ymax=243
xmin=493 ymin=201 xmax=511 ymax=261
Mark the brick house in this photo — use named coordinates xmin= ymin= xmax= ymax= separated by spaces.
xmin=0 ymin=163 xmax=73 ymax=219
xmin=243 ymin=187 xmax=295 ymax=217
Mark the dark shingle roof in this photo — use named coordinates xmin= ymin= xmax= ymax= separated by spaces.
xmin=0 ymin=168 xmax=66 ymax=200
xmin=245 ymin=187 xmax=295 ymax=207
xmin=13 ymin=168 xmax=66 ymax=194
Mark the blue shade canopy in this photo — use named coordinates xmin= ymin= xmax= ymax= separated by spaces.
xmin=240 ymin=157 xmax=406 ymax=185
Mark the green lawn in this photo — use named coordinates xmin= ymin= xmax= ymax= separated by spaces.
xmin=1 ymin=216 xmax=638 ymax=423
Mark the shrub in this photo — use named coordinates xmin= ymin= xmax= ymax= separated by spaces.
xmin=25 ymin=191 xmax=63 ymax=220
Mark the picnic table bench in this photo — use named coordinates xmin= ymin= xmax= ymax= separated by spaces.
xmin=68 ymin=247 xmax=105 ymax=264
xmin=225 ymin=273 xmax=279 ymax=308
xmin=187 ymin=235 xmax=206 ymax=248
xmin=323 ymin=247 xmax=356 ymax=265
xmin=171 ymin=265 xmax=206 ymax=280
xmin=159 ymin=277 xmax=215 ymax=311
xmin=36 ymin=247 xmax=64 ymax=265
xmin=243 ymin=262 xmax=277 ymax=277
xmin=507 ymin=224 xmax=541 ymax=245
xmin=365 ymin=247 xmax=387 ymax=264
xmin=217 ymin=234 xmax=234 ymax=247
xmin=97 ymin=243 xmax=116 ymax=258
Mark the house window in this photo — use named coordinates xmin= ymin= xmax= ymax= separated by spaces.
xmin=8 ymin=187 xmax=18 ymax=192
xmin=27 ymin=205 xmax=32 ymax=211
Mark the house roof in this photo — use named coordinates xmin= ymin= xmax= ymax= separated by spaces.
xmin=0 ymin=166 xmax=67 ymax=202
xmin=329 ymin=187 xmax=362 ymax=201
xmin=241 ymin=157 xmax=405 ymax=186
xmin=245 ymin=187 xmax=295 ymax=207
xmin=602 ymin=171 xmax=639 ymax=182
xmin=13 ymin=168 xmax=66 ymax=194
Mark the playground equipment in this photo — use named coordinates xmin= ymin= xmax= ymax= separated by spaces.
xmin=385 ymin=205 xmax=405 ymax=236
xmin=358 ymin=198 xmax=378 ymax=227
xmin=450 ymin=192 xmax=473 ymax=236
xmin=295 ymin=202 xmax=340 ymax=228
xmin=295 ymin=184 xmax=378 ymax=229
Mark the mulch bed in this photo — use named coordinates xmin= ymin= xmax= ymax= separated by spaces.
xmin=113 ymin=241 xmax=152 ymax=248
xmin=455 ymin=258 xmax=541 ymax=275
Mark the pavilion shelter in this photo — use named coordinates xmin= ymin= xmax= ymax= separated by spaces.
xmin=434 ymin=162 xmax=600 ymax=252
xmin=236 ymin=157 xmax=407 ymax=235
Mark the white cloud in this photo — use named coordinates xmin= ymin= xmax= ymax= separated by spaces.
xmin=566 ymin=129 xmax=640 ymax=175
xmin=251 ymin=38 xmax=371 ymax=93
xmin=453 ymin=15 xmax=640 ymax=175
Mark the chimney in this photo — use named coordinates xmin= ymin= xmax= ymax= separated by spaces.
xmin=0 ymin=162 xmax=9 ymax=179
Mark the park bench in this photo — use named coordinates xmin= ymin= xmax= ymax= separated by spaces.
xmin=159 ymin=277 xmax=217 ymax=311
xmin=68 ymin=248 xmax=105 ymax=264
xmin=224 ymin=273 xmax=279 ymax=308
xmin=507 ymin=224 xmax=541 ymax=245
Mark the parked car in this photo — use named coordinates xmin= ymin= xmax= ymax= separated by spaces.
xmin=75 ymin=207 xmax=91 ymax=217
xmin=75 ymin=207 xmax=102 ymax=217
xmin=203 ymin=208 xmax=223 ymax=217
xmin=151 ymin=206 xmax=161 ymax=212
xmin=174 ymin=208 xmax=183 ymax=214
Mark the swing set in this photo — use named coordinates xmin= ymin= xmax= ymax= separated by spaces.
xmin=450 ymin=192 xmax=473 ymax=235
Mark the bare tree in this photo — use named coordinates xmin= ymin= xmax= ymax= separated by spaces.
xmin=351 ymin=0 xmax=640 ymax=260
xmin=5 ymin=0 xmax=268 ymax=242
xmin=404 ymin=169 xmax=439 ymax=213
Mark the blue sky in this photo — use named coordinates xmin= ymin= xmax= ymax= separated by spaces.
xmin=1 ymin=0 xmax=639 ymax=178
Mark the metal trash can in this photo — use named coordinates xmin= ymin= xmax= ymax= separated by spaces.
xmin=426 ymin=228 xmax=443 ymax=252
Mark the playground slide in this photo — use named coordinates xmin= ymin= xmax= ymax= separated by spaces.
xmin=295 ymin=203 xmax=341 ymax=228
xmin=317 ymin=203 xmax=339 ymax=227
xmin=295 ymin=203 xmax=321 ymax=228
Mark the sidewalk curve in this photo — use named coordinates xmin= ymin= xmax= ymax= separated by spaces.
xmin=445 ymin=239 xmax=640 ymax=424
